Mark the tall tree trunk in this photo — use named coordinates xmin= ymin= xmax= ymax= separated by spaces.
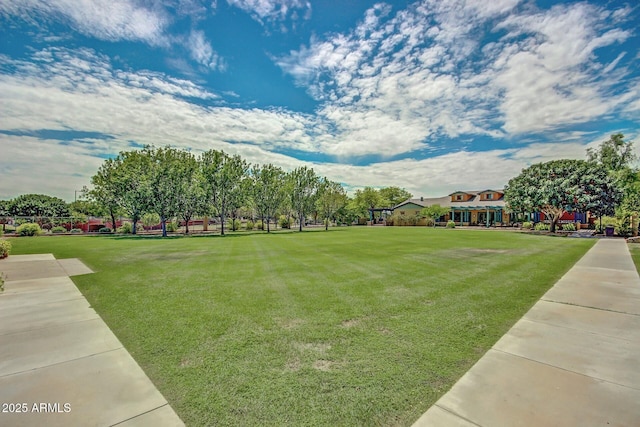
xmin=325 ymin=216 xmax=329 ymax=231
xmin=110 ymin=209 xmax=116 ymax=234
xmin=161 ymin=216 xmax=167 ymax=237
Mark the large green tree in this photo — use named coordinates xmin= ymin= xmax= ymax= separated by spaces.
xmin=379 ymin=186 xmax=412 ymax=207
xmin=505 ymin=159 xmax=622 ymax=233
xmin=8 ymin=194 xmax=70 ymax=218
xmin=201 ymin=150 xmax=249 ymax=236
xmin=316 ymin=178 xmax=347 ymax=230
xmin=143 ymin=146 xmax=195 ymax=237
xmin=587 ymin=133 xmax=636 ymax=173
xmin=420 ymin=204 xmax=449 ymax=227
xmin=251 ymin=163 xmax=286 ymax=233
xmin=352 ymin=187 xmax=381 ymax=220
xmin=587 ymin=133 xmax=639 ymax=230
xmin=0 ymin=200 xmax=10 ymax=232
xmin=88 ymin=159 xmax=121 ymax=232
xmin=178 ymin=167 xmax=207 ymax=235
xmin=113 ymin=150 xmax=152 ymax=234
xmin=289 ymin=166 xmax=319 ymax=232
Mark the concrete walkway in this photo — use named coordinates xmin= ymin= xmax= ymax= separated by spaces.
xmin=414 ymin=239 xmax=640 ymax=426
xmin=0 ymin=254 xmax=184 ymax=427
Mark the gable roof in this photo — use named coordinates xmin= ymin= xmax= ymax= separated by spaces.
xmin=393 ymin=190 xmax=506 ymax=210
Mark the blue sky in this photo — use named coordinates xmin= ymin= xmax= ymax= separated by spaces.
xmin=1 ymin=0 xmax=639 ymax=201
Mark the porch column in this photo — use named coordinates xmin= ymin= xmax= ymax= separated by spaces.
xmin=486 ymin=208 xmax=490 ymax=227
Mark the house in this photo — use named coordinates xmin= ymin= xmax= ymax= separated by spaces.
xmin=392 ymin=190 xmax=512 ymax=226
xmin=391 ymin=189 xmax=589 ymax=227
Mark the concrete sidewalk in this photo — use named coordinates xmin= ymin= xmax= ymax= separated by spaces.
xmin=0 ymin=254 xmax=184 ymax=427
xmin=414 ymin=238 xmax=640 ymax=426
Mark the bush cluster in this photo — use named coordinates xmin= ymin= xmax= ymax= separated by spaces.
xmin=117 ymin=222 xmax=133 ymax=234
xmin=278 ymin=215 xmax=291 ymax=229
xmin=70 ymin=228 xmax=83 ymax=233
xmin=534 ymin=223 xmax=549 ymax=231
xmin=99 ymin=227 xmax=112 ymax=233
xmin=561 ymin=223 xmax=576 ymax=232
xmin=51 ymin=226 xmax=67 ymax=234
xmin=446 ymin=220 xmax=456 ymax=229
xmin=246 ymin=220 xmax=254 ymax=231
xmin=521 ymin=221 xmax=533 ymax=229
xmin=166 ymin=221 xmax=178 ymax=232
xmin=17 ymin=223 xmax=42 ymax=236
xmin=226 ymin=219 xmax=241 ymax=231
xmin=388 ymin=213 xmax=421 ymax=226
xmin=0 ymin=240 xmax=11 ymax=258
xmin=254 ymin=220 xmax=264 ymax=230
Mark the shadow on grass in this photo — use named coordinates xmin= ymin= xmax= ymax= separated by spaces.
xmin=104 ymin=226 xmax=352 ymax=240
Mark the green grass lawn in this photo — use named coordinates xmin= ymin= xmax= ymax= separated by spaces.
xmin=628 ymin=243 xmax=640 ymax=273
xmin=7 ymin=227 xmax=594 ymax=426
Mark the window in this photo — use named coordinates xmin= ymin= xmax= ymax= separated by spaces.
xmin=456 ymin=195 xmax=462 ymax=201
xmin=485 ymin=193 xmax=493 ymax=200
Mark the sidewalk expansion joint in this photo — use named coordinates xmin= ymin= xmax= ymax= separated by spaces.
xmin=0 ymin=346 xmax=125 ymax=379
xmin=540 ymin=298 xmax=640 ymax=317
xmin=0 ymin=315 xmax=102 ymax=337
xmin=520 ymin=316 xmax=640 ymax=343
xmin=433 ymin=404 xmax=484 ymax=427
xmin=491 ymin=348 xmax=640 ymax=391
xmin=109 ymin=403 xmax=170 ymax=426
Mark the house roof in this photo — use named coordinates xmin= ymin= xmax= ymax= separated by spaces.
xmin=393 ymin=190 xmax=506 ymax=210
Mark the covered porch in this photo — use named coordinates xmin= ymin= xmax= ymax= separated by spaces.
xmin=448 ymin=206 xmax=511 ymax=227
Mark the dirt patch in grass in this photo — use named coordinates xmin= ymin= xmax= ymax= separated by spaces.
xmin=285 ymin=357 xmax=301 ymax=372
xmin=277 ymin=318 xmax=305 ymax=330
xmin=313 ymin=360 xmax=342 ymax=371
xmin=294 ymin=342 xmax=332 ymax=353
xmin=341 ymin=318 xmax=360 ymax=328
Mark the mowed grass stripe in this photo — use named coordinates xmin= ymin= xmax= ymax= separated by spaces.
xmin=8 ymin=228 xmax=594 ymax=426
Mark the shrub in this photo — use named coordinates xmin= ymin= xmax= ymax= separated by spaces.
xmin=424 ymin=217 xmax=435 ymax=227
xmin=117 ymin=222 xmax=133 ymax=234
xmin=0 ymin=272 xmax=4 ymax=292
xmin=521 ymin=221 xmax=533 ymax=229
xmin=0 ymin=240 xmax=11 ymax=258
xmin=246 ymin=220 xmax=254 ymax=231
xmin=279 ymin=215 xmax=291 ymax=229
xmin=446 ymin=220 xmax=455 ymax=228
xmin=17 ymin=223 xmax=42 ymax=236
xmin=51 ymin=226 xmax=67 ymax=234
xmin=226 ymin=219 xmax=241 ymax=231
xmin=142 ymin=213 xmax=161 ymax=229
xmin=70 ymin=228 xmax=83 ymax=233
xmin=534 ymin=223 xmax=549 ymax=231
xmin=166 ymin=221 xmax=178 ymax=232
xmin=255 ymin=220 xmax=264 ymax=230
xmin=390 ymin=213 xmax=407 ymax=226
xmin=99 ymin=227 xmax=112 ymax=233
xmin=562 ymin=223 xmax=576 ymax=232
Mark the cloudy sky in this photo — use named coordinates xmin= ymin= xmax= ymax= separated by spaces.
xmin=1 ymin=0 xmax=639 ymax=201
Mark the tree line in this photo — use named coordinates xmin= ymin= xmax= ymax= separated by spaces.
xmin=84 ymin=146 xmax=414 ymax=237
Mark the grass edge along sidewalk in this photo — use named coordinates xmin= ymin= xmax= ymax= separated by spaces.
xmin=414 ymin=238 xmax=640 ymax=426
xmin=6 ymin=228 xmax=595 ymax=426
